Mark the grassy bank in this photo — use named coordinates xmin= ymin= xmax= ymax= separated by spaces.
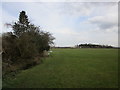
xmin=3 ymin=48 xmax=118 ymax=88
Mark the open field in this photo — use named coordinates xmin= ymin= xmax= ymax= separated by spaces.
xmin=3 ymin=48 xmax=118 ymax=88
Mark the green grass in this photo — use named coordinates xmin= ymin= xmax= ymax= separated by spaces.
xmin=3 ymin=48 xmax=118 ymax=88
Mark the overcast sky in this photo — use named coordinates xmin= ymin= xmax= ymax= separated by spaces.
xmin=1 ymin=2 xmax=118 ymax=47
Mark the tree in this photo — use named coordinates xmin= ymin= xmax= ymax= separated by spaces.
xmin=3 ymin=11 xmax=55 ymax=75
xmin=12 ymin=11 xmax=30 ymax=37
xmin=2 ymin=10 xmax=55 ymax=67
xmin=19 ymin=11 xmax=29 ymax=25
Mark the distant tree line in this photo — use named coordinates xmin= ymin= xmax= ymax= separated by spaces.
xmin=76 ymin=43 xmax=113 ymax=48
xmin=2 ymin=11 xmax=55 ymax=76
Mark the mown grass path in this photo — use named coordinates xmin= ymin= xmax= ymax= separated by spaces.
xmin=3 ymin=48 xmax=118 ymax=88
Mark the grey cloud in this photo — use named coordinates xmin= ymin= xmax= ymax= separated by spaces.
xmin=90 ymin=19 xmax=117 ymax=29
xmin=59 ymin=2 xmax=117 ymax=16
xmin=99 ymin=23 xmax=116 ymax=29
xmin=58 ymin=2 xmax=93 ymax=16
xmin=88 ymin=13 xmax=117 ymax=30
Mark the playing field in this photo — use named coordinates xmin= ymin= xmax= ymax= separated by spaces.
xmin=3 ymin=48 xmax=118 ymax=88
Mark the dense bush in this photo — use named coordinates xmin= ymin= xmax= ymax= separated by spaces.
xmin=2 ymin=11 xmax=55 ymax=75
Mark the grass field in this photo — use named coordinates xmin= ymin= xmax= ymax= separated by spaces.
xmin=3 ymin=48 xmax=118 ymax=88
